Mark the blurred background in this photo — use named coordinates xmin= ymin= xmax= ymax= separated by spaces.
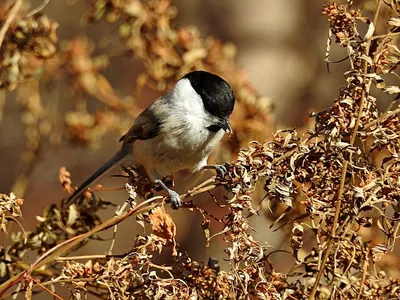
xmin=0 ymin=0 xmax=354 ymax=277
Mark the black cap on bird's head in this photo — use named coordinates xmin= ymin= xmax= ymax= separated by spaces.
xmin=182 ymin=70 xmax=235 ymax=135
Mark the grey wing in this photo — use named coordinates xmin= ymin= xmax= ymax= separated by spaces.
xmin=119 ymin=104 xmax=162 ymax=145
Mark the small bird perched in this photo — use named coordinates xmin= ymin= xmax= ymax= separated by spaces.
xmin=64 ymin=70 xmax=235 ymax=209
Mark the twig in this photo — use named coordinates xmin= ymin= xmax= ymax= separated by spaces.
xmin=188 ymin=177 xmax=217 ymax=194
xmin=108 ymin=201 xmax=129 ymax=255
xmin=26 ymin=0 xmax=50 ymax=18
xmin=181 ymin=183 xmax=218 ymax=201
xmin=184 ymin=201 xmax=224 ymax=225
xmin=0 ymin=196 xmax=162 ymax=297
xmin=0 ymin=174 xmax=223 ymax=296
xmin=56 ymin=254 xmax=123 ymax=261
xmin=356 ymin=258 xmax=368 ymax=300
xmin=364 ymin=107 xmax=400 ymax=130
xmin=308 ymin=1 xmax=383 ymax=299
xmin=10 ymin=282 xmax=21 ymax=300
xmin=0 ymin=0 xmax=23 ymax=49
xmin=372 ymin=31 xmax=400 ymax=40
xmin=0 ymin=90 xmax=5 ymax=125
xmin=148 ymin=263 xmax=174 ymax=278
xmin=31 ymin=277 xmax=64 ymax=300
xmin=4 ymin=215 xmax=26 ymax=241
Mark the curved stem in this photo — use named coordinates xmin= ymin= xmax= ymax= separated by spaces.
xmin=308 ymin=1 xmax=382 ymax=299
xmin=0 ymin=0 xmax=23 ymax=49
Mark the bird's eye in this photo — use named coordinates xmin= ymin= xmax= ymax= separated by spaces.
xmin=207 ymin=125 xmax=221 ymax=132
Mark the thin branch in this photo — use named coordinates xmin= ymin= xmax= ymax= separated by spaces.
xmin=356 ymin=259 xmax=368 ymax=300
xmin=57 ymin=253 xmax=127 ymax=261
xmin=26 ymin=0 xmax=50 ymax=18
xmin=308 ymin=1 xmax=383 ymax=299
xmin=31 ymin=278 xmax=64 ymax=300
xmin=364 ymin=107 xmax=400 ymax=130
xmin=0 ymin=173 xmax=224 ymax=296
xmin=0 ymin=196 xmax=162 ymax=297
xmin=148 ymin=263 xmax=174 ymax=278
xmin=184 ymin=201 xmax=224 ymax=225
xmin=0 ymin=90 xmax=5 ymax=125
xmin=0 ymin=0 xmax=23 ymax=49
xmin=108 ymin=200 xmax=129 ymax=255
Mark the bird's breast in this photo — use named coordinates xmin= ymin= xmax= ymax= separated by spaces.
xmin=131 ymin=127 xmax=224 ymax=180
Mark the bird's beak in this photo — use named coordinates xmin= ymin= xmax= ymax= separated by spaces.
xmin=220 ymin=118 xmax=233 ymax=136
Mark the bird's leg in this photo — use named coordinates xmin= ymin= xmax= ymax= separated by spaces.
xmin=155 ymin=179 xmax=181 ymax=210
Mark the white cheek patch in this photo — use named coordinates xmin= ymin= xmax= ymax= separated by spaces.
xmin=167 ymin=78 xmax=215 ymax=142
xmin=172 ymin=79 xmax=206 ymax=117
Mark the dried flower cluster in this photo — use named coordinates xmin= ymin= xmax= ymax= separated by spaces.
xmin=0 ymin=193 xmax=23 ymax=233
xmin=0 ymin=5 xmax=58 ymax=90
xmin=2 ymin=0 xmax=400 ymax=299
xmin=322 ymin=3 xmax=360 ymax=45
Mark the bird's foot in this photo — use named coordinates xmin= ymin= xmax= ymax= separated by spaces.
xmin=155 ymin=179 xmax=181 ymax=210
xmin=206 ymin=164 xmax=227 ymax=178
xmin=167 ymin=189 xmax=181 ymax=210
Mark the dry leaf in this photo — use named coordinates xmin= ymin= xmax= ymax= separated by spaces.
xmin=149 ymin=206 xmax=177 ymax=256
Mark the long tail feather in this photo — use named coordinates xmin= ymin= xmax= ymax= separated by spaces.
xmin=64 ymin=149 xmax=129 ymax=207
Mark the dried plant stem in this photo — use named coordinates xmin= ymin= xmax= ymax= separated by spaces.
xmin=0 ymin=176 xmax=221 ymax=296
xmin=0 ymin=0 xmax=23 ymax=49
xmin=26 ymin=0 xmax=50 ymax=18
xmin=0 ymin=196 xmax=162 ymax=297
xmin=188 ymin=177 xmax=216 ymax=193
xmin=357 ymin=258 xmax=369 ymax=300
xmin=0 ymin=90 xmax=5 ymax=125
xmin=372 ymin=32 xmax=400 ymax=40
xmin=182 ymin=182 xmax=218 ymax=200
xmin=148 ymin=263 xmax=174 ymax=278
xmin=108 ymin=201 xmax=129 ymax=255
xmin=57 ymin=254 xmax=111 ymax=261
xmin=364 ymin=107 xmax=400 ymax=130
xmin=308 ymin=1 xmax=382 ymax=299
xmin=57 ymin=252 xmax=132 ymax=261
xmin=31 ymin=277 xmax=64 ymax=300
xmin=185 ymin=201 xmax=224 ymax=225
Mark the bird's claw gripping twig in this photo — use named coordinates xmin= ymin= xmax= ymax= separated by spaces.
xmin=155 ymin=179 xmax=181 ymax=210
xmin=204 ymin=164 xmax=228 ymax=178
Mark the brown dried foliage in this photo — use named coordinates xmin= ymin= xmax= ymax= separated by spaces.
xmin=0 ymin=4 xmax=57 ymax=90
xmin=2 ymin=0 xmax=400 ymax=299
xmin=0 ymin=193 xmax=23 ymax=234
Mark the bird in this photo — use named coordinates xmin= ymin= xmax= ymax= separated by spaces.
xmin=64 ymin=70 xmax=235 ymax=209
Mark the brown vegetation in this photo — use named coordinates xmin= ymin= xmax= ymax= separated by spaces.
xmin=1 ymin=0 xmax=400 ymax=299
